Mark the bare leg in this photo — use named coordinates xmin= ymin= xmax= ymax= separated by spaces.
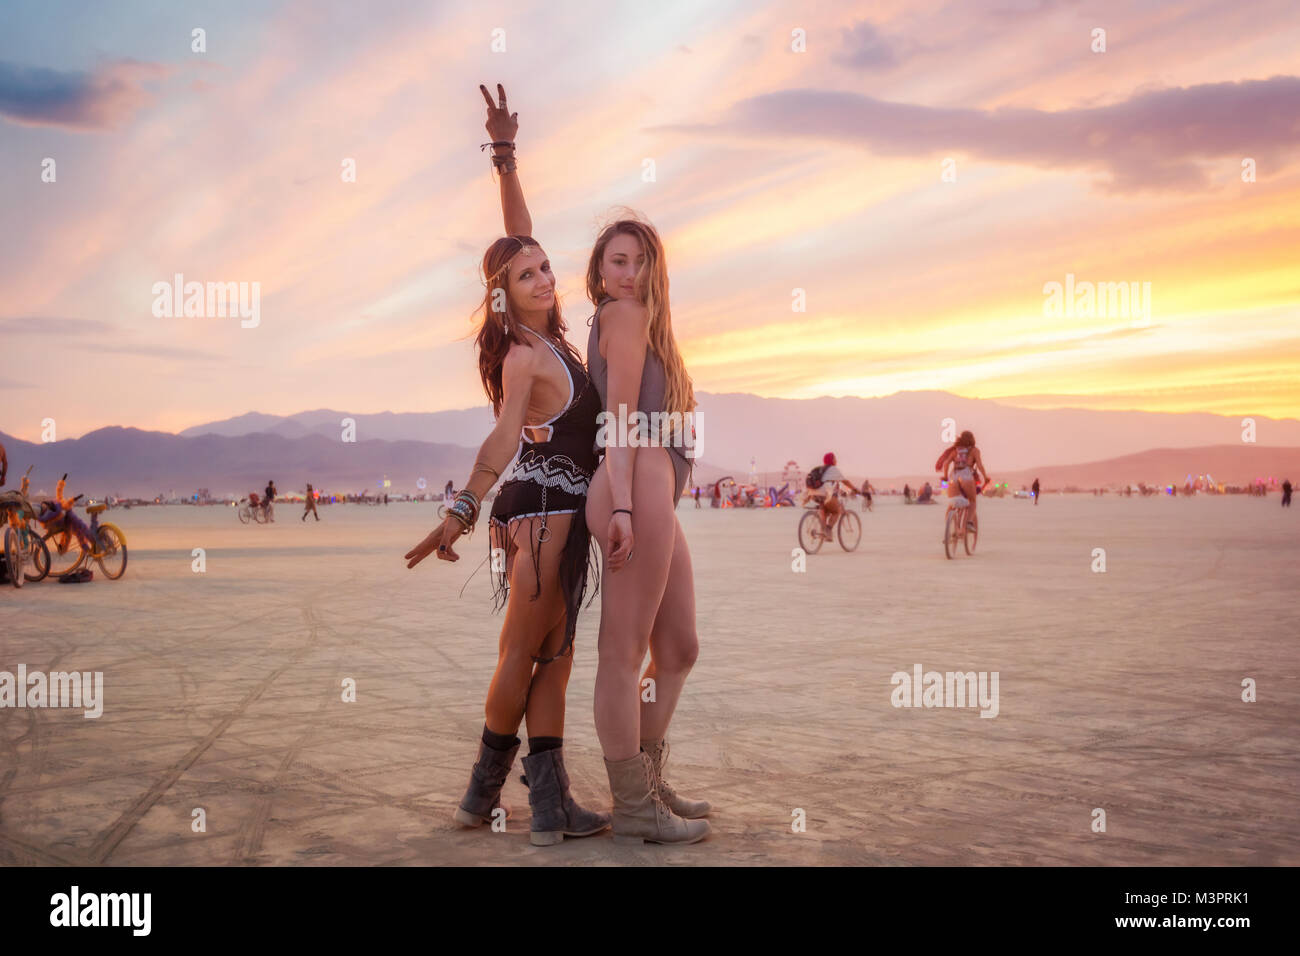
xmin=640 ymin=517 xmax=698 ymax=740
xmin=947 ymin=477 xmax=976 ymax=534
xmin=482 ymin=514 xmax=573 ymax=736
xmin=588 ymin=447 xmax=678 ymax=761
xmin=823 ymin=495 xmax=841 ymax=536
xmin=960 ymin=476 xmax=977 ymax=534
xmin=524 ymin=615 xmax=574 ymax=738
xmin=945 ymin=481 xmax=962 ymax=536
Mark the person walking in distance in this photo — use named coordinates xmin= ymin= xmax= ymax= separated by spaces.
xmin=1032 ymin=477 xmax=1040 ymax=505
xmin=302 ymin=483 xmax=320 ymax=521
xmin=1283 ymin=479 xmax=1293 ymax=508
xmin=264 ymin=479 xmax=277 ymax=521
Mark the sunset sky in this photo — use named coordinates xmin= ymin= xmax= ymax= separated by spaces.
xmin=2 ymin=0 xmax=1298 ymax=442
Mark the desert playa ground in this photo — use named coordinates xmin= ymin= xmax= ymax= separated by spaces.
xmin=1 ymin=494 xmax=1296 ymax=866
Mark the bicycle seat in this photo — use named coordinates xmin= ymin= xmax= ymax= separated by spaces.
xmin=87 ymin=504 xmax=107 ymax=515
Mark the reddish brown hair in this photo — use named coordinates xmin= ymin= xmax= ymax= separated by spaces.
xmin=474 ymin=236 xmax=581 ymax=416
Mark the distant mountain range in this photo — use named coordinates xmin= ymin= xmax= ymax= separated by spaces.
xmin=0 ymin=427 xmax=734 ymax=499
xmin=0 ymin=428 xmax=481 ymax=499
xmin=177 ymin=407 xmax=502 ymax=446
xmin=176 ymin=391 xmax=1300 ymax=476
xmin=2 ymin=390 xmax=1296 ymax=498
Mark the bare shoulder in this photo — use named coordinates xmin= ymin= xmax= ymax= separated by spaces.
xmin=501 ymin=340 xmax=538 ymax=383
xmin=602 ymin=298 xmax=651 ymax=334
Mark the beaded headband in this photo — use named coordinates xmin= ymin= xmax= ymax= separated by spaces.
xmin=484 ymin=237 xmax=541 ymax=291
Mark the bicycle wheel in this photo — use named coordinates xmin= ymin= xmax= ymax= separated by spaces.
xmin=943 ymin=508 xmax=957 ymax=559
xmin=238 ymin=505 xmax=252 ymax=524
xmin=95 ymin=524 xmax=128 ymax=579
xmin=42 ymin=528 xmax=85 ymax=577
xmin=254 ymin=504 xmax=268 ymax=524
xmin=838 ymin=510 xmax=862 ymax=551
xmin=24 ymin=531 xmax=50 ymax=582
xmin=797 ymin=511 xmax=825 ymax=554
xmin=964 ymin=513 xmax=978 ymax=555
xmin=4 ymin=527 xmax=22 ymax=588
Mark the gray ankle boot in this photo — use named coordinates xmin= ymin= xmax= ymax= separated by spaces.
xmin=641 ymin=737 xmax=711 ymax=818
xmin=452 ymin=737 xmax=519 ymax=828
xmin=520 ymin=748 xmax=612 ymax=846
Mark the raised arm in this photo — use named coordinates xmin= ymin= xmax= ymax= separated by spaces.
xmin=480 ymin=84 xmax=532 ymax=237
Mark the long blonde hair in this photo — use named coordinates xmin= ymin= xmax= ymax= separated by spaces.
xmin=585 ymin=215 xmax=695 ymax=429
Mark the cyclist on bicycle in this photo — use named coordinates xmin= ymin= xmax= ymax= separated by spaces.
xmin=934 ymin=431 xmax=990 ymax=535
xmin=806 ymin=452 xmax=860 ymax=540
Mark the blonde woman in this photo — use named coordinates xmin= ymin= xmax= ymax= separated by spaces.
xmin=584 ymin=216 xmax=710 ymax=844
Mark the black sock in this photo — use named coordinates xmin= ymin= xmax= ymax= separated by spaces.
xmin=527 ymin=736 xmax=562 ymax=754
xmin=481 ymin=726 xmax=519 ymax=752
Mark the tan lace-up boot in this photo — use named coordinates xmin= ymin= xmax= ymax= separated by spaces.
xmin=641 ymin=737 xmax=711 ymax=818
xmin=604 ymin=751 xmax=710 ymax=845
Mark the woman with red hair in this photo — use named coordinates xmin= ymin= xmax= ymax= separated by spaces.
xmin=403 ymin=85 xmax=609 ymax=848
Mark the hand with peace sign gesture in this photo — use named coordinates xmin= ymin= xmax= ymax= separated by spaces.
xmin=480 ymin=83 xmax=518 ymax=148
xmin=478 ymin=82 xmax=532 ymax=236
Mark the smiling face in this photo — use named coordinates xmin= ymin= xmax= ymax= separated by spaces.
xmin=599 ymin=232 xmax=646 ymax=300
xmin=507 ymin=246 xmax=555 ymax=313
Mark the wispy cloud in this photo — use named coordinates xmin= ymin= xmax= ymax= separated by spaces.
xmin=833 ymin=20 xmax=918 ymax=71
xmin=0 ymin=316 xmax=217 ymax=359
xmin=0 ymin=317 xmax=113 ymax=334
xmin=0 ymin=59 xmax=168 ymax=130
xmin=682 ymin=76 xmax=1300 ymax=193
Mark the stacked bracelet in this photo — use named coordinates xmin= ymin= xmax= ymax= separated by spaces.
xmin=448 ymin=500 xmax=473 ymax=531
xmin=483 ymin=141 xmax=517 ymax=175
xmin=448 ymin=488 xmax=482 ymax=531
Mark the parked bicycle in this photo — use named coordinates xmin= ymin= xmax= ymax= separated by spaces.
xmin=37 ymin=474 xmax=128 ymax=580
xmin=1 ymin=468 xmax=51 ymax=585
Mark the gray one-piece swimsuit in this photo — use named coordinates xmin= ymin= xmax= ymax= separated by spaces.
xmin=585 ymin=297 xmax=693 ymax=504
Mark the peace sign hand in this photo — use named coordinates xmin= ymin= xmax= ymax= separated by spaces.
xmin=479 ymin=83 xmax=518 ymax=144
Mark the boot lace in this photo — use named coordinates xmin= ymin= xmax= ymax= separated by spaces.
xmin=649 ymin=740 xmax=680 ymax=801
